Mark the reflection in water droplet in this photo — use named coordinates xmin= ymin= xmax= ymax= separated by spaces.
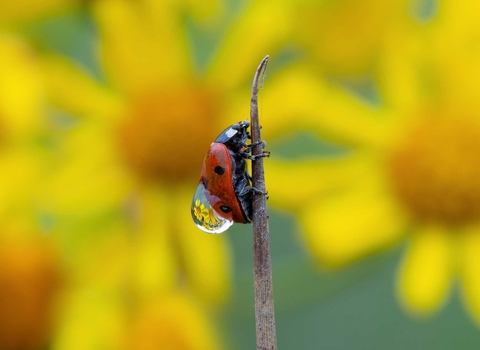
xmin=191 ymin=182 xmax=233 ymax=234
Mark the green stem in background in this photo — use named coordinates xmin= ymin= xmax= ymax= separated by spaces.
xmin=250 ymin=55 xmax=277 ymax=350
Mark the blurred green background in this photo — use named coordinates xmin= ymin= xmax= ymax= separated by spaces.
xmin=1 ymin=0 xmax=480 ymax=349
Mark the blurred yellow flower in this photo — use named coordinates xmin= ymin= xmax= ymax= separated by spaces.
xmin=262 ymin=4 xmax=480 ymax=323
xmin=40 ymin=0 xmax=239 ymax=307
xmin=38 ymin=1 xmax=283 ymax=346
xmin=41 ymin=0 xmax=282 ymax=312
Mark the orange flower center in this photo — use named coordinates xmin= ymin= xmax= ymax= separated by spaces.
xmin=118 ymin=84 xmax=221 ymax=183
xmin=0 ymin=240 xmax=62 ymax=350
xmin=390 ymin=115 xmax=480 ymax=226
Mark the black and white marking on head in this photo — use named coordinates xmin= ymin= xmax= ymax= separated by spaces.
xmin=215 ymin=126 xmax=239 ymax=144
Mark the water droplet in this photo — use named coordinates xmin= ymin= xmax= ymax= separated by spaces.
xmin=191 ymin=182 xmax=233 ymax=234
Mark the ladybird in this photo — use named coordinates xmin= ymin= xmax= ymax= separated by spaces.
xmin=191 ymin=121 xmax=265 ymax=234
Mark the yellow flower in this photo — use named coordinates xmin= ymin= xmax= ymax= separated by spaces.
xmin=206 ymin=208 xmax=221 ymax=228
xmin=261 ymin=7 xmax=480 ymax=322
xmin=193 ymin=199 xmax=209 ymax=222
xmin=40 ymin=0 xmax=279 ymax=306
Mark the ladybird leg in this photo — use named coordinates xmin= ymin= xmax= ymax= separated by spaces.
xmin=240 ymin=152 xmax=254 ymax=160
xmin=251 ymin=186 xmax=269 ymax=200
xmin=249 ymin=151 xmax=271 ymax=160
xmin=251 ymin=186 xmax=268 ymax=198
xmin=245 ymin=140 xmax=266 ymax=149
xmin=242 ymin=172 xmax=268 ymax=199
xmin=240 ymin=150 xmax=270 ymax=160
xmin=237 ymin=185 xmax=268 ymax=197
xmin=252 ymin=187 xmax=268 ymax=198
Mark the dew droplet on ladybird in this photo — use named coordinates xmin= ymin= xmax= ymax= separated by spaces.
xmin=191 ymin=182 xmax=233 ymax=234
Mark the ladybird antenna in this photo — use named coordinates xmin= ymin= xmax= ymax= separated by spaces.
xmin=250 ymin=55 xmax=277 ymax=350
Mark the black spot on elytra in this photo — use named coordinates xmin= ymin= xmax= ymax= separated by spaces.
xmin=214 ymin=166 xmax=225 ymax=175
xmin=220 ymin=205 xmax=232 ymax=213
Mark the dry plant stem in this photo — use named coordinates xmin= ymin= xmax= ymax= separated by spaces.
xmin=250 ymin=55 xmax=277 ymax=350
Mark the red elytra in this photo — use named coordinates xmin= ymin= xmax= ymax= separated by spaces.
xmin=192 ymin=121 xmax=255 ymax=234
xmin=200 ymin=142 xmax=249 ymax=223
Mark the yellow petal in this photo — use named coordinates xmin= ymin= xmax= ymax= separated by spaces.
xmin=134 ymin=188 xmax=177 ymax=300
xmin=258 ymin=65 xmax=391 ymax=148
xmin=41 ymin=54 xmax=123 ymax=121
xmin=397 ymin=225 xmax=454 ymax=316
xmin=130 ymin=293 xmax=221 ymax=350
xmin=93 ymin=0 xmax=190 ymax=94
xmin=68 ymin=225 xmax=132 ymax=292
xmin=299 ymin=176 xmax=407 ymax=267
xmin=377 ymin=25 xmax=424 ymax=114
xmin=0 ymin=35 xmax=44 ymax=138
xmin=0 ymin=148 xmax=46 ymax=221
xmin=52 ymin=289 xmax=126 ymax=350
xmin=43 ymin=123 xmax=131 ymax=216
xmin=205 ymin=1 xmax=293 ymax=92
xmin=266 ymin=154 xmax=372 ymax=212
xmin=174 ymin=186 xmax=231 ymax=305
xmin=459 ymin=226 xmax=480 ymax=325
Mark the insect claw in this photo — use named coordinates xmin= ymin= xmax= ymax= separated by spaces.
xmin=246 ymin=140 xmax=266 ymax=149
xmin=241 ymin=152 xmax=255 ymax=160
xmin=251 ymin=187 xmax=268 ymax=196
xmin=250 ymin=151 xmax=270 ymax=160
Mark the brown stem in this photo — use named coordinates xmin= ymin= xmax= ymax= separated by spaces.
xmin=250 ymin=55 xmax=277 ymax=350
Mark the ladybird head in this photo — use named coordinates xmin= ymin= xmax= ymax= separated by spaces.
xmin=214 ymin=121 xmax=249 ymax=153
